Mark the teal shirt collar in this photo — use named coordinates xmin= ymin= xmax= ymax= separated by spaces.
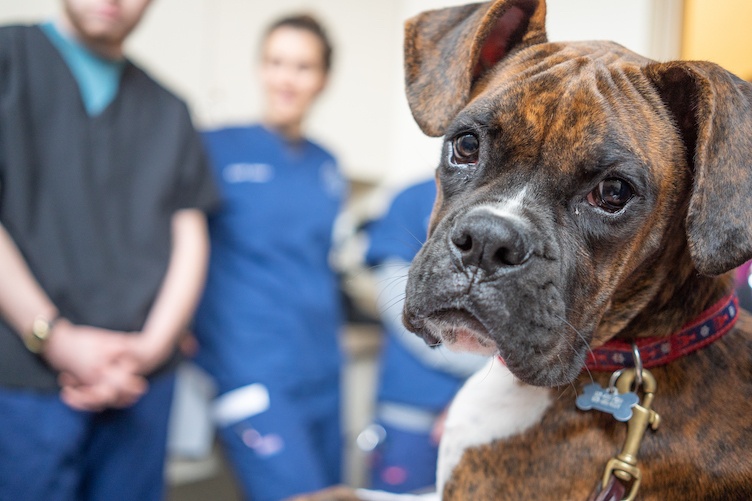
xmin=40 ymin=21 xmax=126 ymax=116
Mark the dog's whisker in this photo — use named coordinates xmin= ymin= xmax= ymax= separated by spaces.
xmin=396 ymin=225 xmax=427 ymax=249
xmin=373 ymin=277 xmax=407 ymax=298
xmin=384 ymin=310 xmax=403 ymax=326
xmin=371 ymin=276 xmax=408 ymax=306
xmin=553 ymin=313 xmax=596 ymax=384
xmin=380 ymin=294 xmax=408 ymax=316
xmin=477 ymin=357 xmax=495 ymax=384
xmin=368 ymin=263 xmax=407 ymax=278
xmin=361 ymin=262 xmax=412 ymax=274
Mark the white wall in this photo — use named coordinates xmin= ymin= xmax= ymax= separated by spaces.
xmin=0 ymin=0 xmax=679 ymax=188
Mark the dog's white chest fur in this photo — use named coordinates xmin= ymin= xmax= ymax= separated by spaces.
xmin=437 ymin=358 xmax=553 ymax=493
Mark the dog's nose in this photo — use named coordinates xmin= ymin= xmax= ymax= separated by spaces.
xmin=450 ymin=209 xmax=531 ymax=272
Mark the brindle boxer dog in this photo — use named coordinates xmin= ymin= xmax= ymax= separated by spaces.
xmin=398 ymin=0 xmax=752 ymax=499
xmin=291 ymin=1 xmax=752 ymax=500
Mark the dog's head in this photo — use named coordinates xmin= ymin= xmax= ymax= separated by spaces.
xmin=402 ymin=0 xmax=752 ymax=386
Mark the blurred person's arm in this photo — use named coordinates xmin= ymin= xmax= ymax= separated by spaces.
xmin=0 ymin=223 xmax=59 ymax=338
xmin=373 ymin=260 xmax=489 ymax=378
xmin=0 ymin=223 xmax=146 ymax=410
xmin=123 ymin=208 xmax=210 ymax=374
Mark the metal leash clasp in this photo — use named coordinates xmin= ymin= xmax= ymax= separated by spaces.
xmin=599 ymin=345 xmax=661 ymax=501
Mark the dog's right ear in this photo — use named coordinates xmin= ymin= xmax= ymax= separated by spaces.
xmin=404 ymin=0 xmax=547 ymax=137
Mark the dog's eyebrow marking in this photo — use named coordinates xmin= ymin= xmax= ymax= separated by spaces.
xmin=446 ymin=110 xmax=496 ymax=138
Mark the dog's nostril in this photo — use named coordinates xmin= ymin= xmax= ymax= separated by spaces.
xmin=493 ymin=246 xmax=527 ymax=267
xmin=493 ymin=247 xmax=524 ymax=266
xmin=453 ymin=233 xmax=473 ymax=252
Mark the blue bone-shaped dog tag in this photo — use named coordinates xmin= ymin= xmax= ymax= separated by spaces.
xmin=576 ymin=383 xmax=639 ymax=422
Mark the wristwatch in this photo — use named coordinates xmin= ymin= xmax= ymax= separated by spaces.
xmin=23 ymin=315 xmax=60 ymax=354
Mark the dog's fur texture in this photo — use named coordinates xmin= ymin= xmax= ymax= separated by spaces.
xmin=397 ymin=0 xmax=752 ymax=499
xmin=290 ymin=2 xmax=752 ymax=499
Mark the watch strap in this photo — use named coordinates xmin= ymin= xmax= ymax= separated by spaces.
xmin=23 ymin=314 xmax=60 ymax=354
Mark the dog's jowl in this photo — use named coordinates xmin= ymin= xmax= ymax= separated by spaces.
xmin=401 ymin=0 xmax=752 ymax=499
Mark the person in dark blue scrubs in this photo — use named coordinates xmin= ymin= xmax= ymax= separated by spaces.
xmin=363 ymin=179 xmax=488 ymax=493
xmin=193 ymin=15 xmax=347 ymax=501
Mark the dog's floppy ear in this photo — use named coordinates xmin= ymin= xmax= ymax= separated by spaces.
xmin=644 ymin=61 xmax=752 ymax=275
xmin=404 ymin=0 xmax=547 ymax=137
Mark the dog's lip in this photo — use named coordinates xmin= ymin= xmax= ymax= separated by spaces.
xmin=432 ymin=308 xmax=488 ymax=331
xmin=422 ymin=307 xmax=584 ymax=386
xmin=429 ymin=308 xmax=495 ymax=348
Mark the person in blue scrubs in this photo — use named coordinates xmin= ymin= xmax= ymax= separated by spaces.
xmin=193 ymin=15 xmax=347 ymax=501
xmin=363 ymin=179 xmax=488 ymax=493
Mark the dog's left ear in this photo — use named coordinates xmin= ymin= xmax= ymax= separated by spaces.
xmin=404 ymin=0 xmax=547 ymax=137
xmin=644 ymin=61 xmax=752 ymax=275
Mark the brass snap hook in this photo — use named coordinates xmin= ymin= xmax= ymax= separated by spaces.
xmin=601 ymin=367 xmax=661 ymax=501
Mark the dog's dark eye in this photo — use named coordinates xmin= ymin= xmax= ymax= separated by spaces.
xmin=451 ymin=133 xmax=480 ymax=165
xmin=587 ymin=178 xmax=633 ymax=213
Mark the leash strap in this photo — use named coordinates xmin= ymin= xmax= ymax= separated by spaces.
xmin=587 ymin=474 xmax=626 ymax=501
xmin=585 ymin=292 xmax=738 ymax=372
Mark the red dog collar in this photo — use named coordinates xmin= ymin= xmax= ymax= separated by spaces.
xmin=585 ymin=292 xmax=739 ymax=372
xmin=494 ymin=293 xmax=738 ymax=372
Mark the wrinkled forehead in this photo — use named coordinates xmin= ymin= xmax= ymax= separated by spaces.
xmin=476 ymin=40 xmax=650 ymax=103
xmin=458 ymin=41 xmax=668 ymax=170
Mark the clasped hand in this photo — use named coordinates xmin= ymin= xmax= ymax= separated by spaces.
xmin=43 ymin=319 xmax=172 ymax=411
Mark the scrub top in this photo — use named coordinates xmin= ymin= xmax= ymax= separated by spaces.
xmin=194 ymin=125 xmax=346 ymax=394
xmin=0 ymin=25 xmax=219 ymax=391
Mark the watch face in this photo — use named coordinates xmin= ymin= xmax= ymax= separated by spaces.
xmin=26 ymin=317 xmax=52 ymax=354
xmin=33 ymin=318 xmax=50 ymax=337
